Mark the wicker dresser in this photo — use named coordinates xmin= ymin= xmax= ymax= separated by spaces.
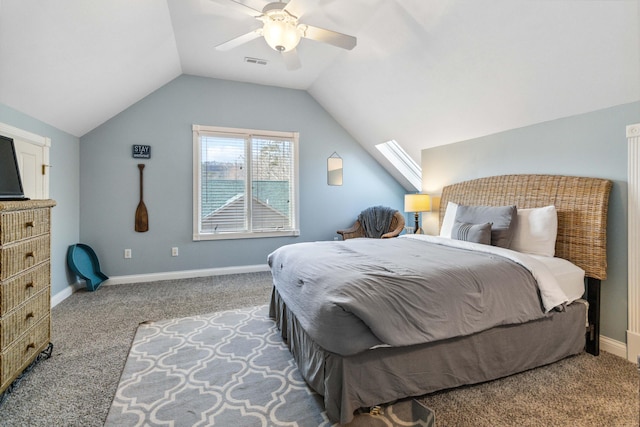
xmin=0 ymin=199 xmax=56 ymax=395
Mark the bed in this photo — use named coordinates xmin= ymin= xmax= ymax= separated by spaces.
xmin=267 ymin=174 xmax=612 ymax=424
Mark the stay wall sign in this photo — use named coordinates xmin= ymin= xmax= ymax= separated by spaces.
xmin=132 ymin=145 xmax=151 ymax=159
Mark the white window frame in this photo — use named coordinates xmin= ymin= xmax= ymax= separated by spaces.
xmin=375 ymin=139 xmax=422 ymax=191
xmin=192 ymin=124 xmax=300 ymax=241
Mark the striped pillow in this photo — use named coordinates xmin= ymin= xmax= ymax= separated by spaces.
xmin=451 ymin=221 xmax=492 ymax=245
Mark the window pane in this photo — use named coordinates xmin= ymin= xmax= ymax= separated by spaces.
xmin=193 ymin=125 xmax=299 ymax=240
xmin=375 ymin=139 xmax=422 ymax=191
xmin=200 ymin=135 xmax=247 ymax=233
xmin=251 ymin=137 xmax=293 ymax=231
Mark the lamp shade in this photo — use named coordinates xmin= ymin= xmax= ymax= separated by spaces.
xmin=404 ymin=194 xmax=431 ymax=213
xmin=263 ymin=19 xmax=302 ymax=52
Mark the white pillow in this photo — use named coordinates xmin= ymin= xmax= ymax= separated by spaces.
xmin=439 ymin=202 xmax=458 ymax=238
xmin=510 ymin=205 xmax=558 ymax=257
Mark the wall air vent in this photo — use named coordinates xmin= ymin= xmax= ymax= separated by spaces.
xmin=244 ymin=57 xmax=268 ymax=65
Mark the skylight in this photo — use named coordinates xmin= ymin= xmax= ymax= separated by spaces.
xmin=375 ymin=140 xmax=422 ymax=191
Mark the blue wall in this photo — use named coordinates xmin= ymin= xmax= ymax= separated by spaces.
xmin=421 ymin=101 xmax=640 ymax=343
xmin=79 ymin=75 xmax=405 ymax=276
xmin=0 ymin=103 xmax=80 ymax=298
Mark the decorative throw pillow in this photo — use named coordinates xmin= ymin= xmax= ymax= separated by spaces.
xmin=510 ymin=205 xmax=558 ymax=257
xmin=454 ymin=204 xmax=518 ymax=248
xmin=451 ymin=221 xmax=492 ymax=245
xmin=439 ymin=202 xmax=459 ymax=238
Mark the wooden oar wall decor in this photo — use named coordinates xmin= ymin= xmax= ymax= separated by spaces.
xmin=135 ymin=164 xmax=149 ymax=232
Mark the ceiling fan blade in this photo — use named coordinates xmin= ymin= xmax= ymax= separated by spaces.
xmin=209 ymin=0 xmax=262 ymax=17
xmin=302 ymin=25 xmax=357 ymax=50
xmin=282 ymin=49 xmax=301 ymax=70
xmin=215 ymin=29 xmax=262 ymax=51
xmin=281 ymin=0 xmax=298 ymax=14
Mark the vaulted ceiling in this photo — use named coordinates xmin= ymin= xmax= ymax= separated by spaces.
xmin=1 ymin=0 xmax=638 ymax=189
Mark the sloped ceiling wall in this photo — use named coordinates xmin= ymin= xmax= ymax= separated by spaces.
xmin=1 ymin=0 xmax=638 ymax=189
xmin=0 ymin=0 xmax=182 ymax=136
xmin=309 ymin=1 xmax=640 ymax=186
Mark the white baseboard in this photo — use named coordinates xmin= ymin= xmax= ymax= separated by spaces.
xmin=51 ymin=281 xmax=84 ymax=308
xmin=51 ymin=264 xmax=270 ymax=307
xmin=626 ymin=330 xmax=640 ymax=363
xmin=600 ymin=335 xmax=627 ymax=359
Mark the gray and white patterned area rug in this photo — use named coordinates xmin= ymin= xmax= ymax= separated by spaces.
xmin=105 ymin=305 xmax=434 ymax=427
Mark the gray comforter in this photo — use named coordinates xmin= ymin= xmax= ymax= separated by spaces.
xmin=267 ymin=236 xmax=551 ymax=356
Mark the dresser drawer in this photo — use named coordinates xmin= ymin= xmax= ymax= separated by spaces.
xmin=0 ymin=208 xmax=51 ymax=246
xmin=0 ymin=289 xmax=49 ymax=348
xmin=0 ymin=316 xmax=50 ymax=392
xmin=0 ymin=235 xmax=50 ymax=281
xmin=0 ymin=262 xmax=50 ymax=316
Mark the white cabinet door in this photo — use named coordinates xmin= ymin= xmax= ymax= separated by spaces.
xmin=0 ymin=123 xmax=50 ymax=199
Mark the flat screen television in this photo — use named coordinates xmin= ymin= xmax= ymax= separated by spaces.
xmin=0 ymin=135 xmax=29 ymax=200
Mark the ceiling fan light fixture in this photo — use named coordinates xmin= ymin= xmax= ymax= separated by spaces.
xmin=262 ymin=17 xmax=301 ymax=52
xmin=214 ymin=0 xmax=358 ymax=68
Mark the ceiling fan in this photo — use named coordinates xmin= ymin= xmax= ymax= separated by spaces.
xmin=212 ymin=0 xmax=357 ymax=70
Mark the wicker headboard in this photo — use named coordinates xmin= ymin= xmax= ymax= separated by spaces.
xmin=439 ymin=174 xmax=612 ymax=280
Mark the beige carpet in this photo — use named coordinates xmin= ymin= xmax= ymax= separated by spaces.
xmin=418 ymin=350 xmax=638 ymax=426
xmin=0 ymin=272 xmax=637 ymax=426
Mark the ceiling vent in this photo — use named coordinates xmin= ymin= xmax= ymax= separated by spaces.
xmin=244 ymin=57 xmax=268 ymax=65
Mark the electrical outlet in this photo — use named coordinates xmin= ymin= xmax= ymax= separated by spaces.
xmin=171 ymin=247 xmax=179 ymax=257
xmin=124 ymin=249 xmax=132 ymax=259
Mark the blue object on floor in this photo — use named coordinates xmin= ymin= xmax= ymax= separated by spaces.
xmin=67 ymin=244 xmax=108 ymax=291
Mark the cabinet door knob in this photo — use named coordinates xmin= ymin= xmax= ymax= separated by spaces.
xmin=25 ymin=221 xmax=34 ymax=228
xmin=25 ymin=282 xmax=35 ymax=289
xmin=26 ymin=343 xmax=35 ymax=351
xmin=25 ymin=312 xmax=34 ymax=320
xmin=25 ymin=252 xmax=35 ymax=259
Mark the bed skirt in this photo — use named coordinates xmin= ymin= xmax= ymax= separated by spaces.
xmin=269 ymin=287 xmax=586 ymax=424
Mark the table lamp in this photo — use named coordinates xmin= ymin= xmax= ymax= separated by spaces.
xmin=404 ymin=194 xmax=431 ymax=234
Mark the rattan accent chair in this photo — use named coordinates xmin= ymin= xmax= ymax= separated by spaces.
xmin=337 ymin=208 xmax=405 ymax=240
